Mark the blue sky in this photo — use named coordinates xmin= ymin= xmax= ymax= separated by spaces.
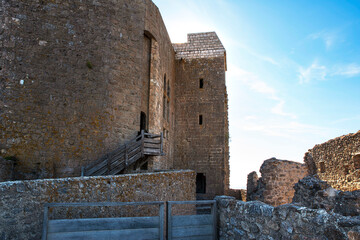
xmin=153 ymin=0 xmax=360 ymax=189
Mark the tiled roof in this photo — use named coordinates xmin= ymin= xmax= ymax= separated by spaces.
xmin=173 ymin=32 xmax=226 ymax=60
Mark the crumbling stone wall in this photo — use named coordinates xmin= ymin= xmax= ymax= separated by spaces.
xmin=0 ymin=0 xmax=175 ymax=178
xmin=0 ymin=170 xmax=195 ymax=240
xmin=304 ymin=130 xmax=360 ymax=191
xmin=247 ymin=158 xmax=308 ymax=206
xmin=216 ymin=196 xmax=360 ymax=240
xmin=293 ymin=176 xmax=360 ymax=216
xmin=173 ymin=32 xmax=229 ymax=199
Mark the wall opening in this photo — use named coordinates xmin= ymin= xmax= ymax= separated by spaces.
xmin=199 ymin=115 xmax=203 ymax=125
xmin=140 ymin=161 xmax=148 ymax=170
xmin=196 ymin=173 xmax=206 ymax=193
xmin=199 ymin=78 xmax=204 ymax=89
xmin=319 ymin=161 xmax=325 ymax=173
xmin=140 ymin=111 xmax=147 ymax=132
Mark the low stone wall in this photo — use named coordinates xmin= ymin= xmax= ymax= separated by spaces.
xmin=247 ymin=158 xmax=308 ymax=206
xmin=305 ymin=130 xmax=360 ymax=191
xmin=0 ymin=170 xmax=195 ymax=240
xmin=217 ymin=196 xmax=360 ymax=240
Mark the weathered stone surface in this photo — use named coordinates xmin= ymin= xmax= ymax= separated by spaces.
xmin=0 ymin=170 xmax=195 ymax=240
xmin=0 ymin=0 xmax=177 ymax=178
xmin=247 ymin=158 xmax=308 ymax=206
xmin=304 ymin=130 xmax=360 ymax=191
xmin=217 ymin=197 xmax=360 ymax=240
xmin=293 ymin=176 xmax=360 ymax=216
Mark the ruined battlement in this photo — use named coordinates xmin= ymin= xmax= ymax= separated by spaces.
xmin=173 ymin=32 xmax=226 ymax=61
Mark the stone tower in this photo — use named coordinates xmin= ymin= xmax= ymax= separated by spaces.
xmin=173 ymin=32 xmax=229 ymax=199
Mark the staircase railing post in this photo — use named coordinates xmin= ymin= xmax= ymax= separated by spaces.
xmin=160 ymin=131 xmax=163 ymax=155
xmin=106 ymin=154 xmax=111 ymax=175
xmin=141 ymin=130 xmax=145 ymax=158
xmin=125 ymin=143 xmax=128 ymax=167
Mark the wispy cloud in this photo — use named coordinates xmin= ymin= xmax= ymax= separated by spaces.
xmin=298 ymin=61 xmax=327 ymax=84
xmin=229 ymin=65 xmax=296 ymax=118
xmin=333 ymin=64 xmax=360 ymax=77
xmin=309 ymin=30 xmax=339 ymax=49
xmin=298 ymin=61 xmax=360 ymax=83
xmin=271 ymin=100 xmax=297 ymax=119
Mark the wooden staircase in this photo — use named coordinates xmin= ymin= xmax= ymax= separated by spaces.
xmin=81 ymin=130 xmax=164 ymax=176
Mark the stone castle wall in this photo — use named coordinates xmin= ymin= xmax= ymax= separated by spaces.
xmin=247 ymin=158 xmax=308 ymax=206
xmin=305 ymin=130 xmax=360 ymax=191
xmin=0 ymin=170 xmax=195 ymax=240
xmin=0 ymin=0 xmax=175 ymax=179
xmin=216 ymin=196 xmax=360 ymax=240
xmin=173 ymin=33 xmax=229 ymax=199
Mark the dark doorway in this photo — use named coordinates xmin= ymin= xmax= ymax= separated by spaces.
xmin=196 ymin=173 xmax=206 ymax=193
xmin=140 ymin=111 xmax=147 ymax=132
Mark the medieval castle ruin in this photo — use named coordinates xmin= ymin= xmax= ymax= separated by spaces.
xmin=0 ymin=0 xmax=229 ymax=200
xmin=0 ymin=0 xmax=359 ymax=239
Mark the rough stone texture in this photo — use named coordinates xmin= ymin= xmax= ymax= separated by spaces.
xmin=0 ymin=170 xmax=195 ymax=240
xmin=0 ymin=0 xmax=176 ymax=179
xmin=173 ymin=32 xmax=229 ymax=199
xmin=305 ymin=130 xmax=360 ymax=191
xmin=216 ymin=196 xmax=360 ymax=240
xmin=227 ymin=188 xmax=247 ymax=201
xmin=293 ymin=176 xmax=360 ymax=217
xmin=0 ymin=157 xmax=14 ymax=181
xmin=247 ymin=158 xmax=308 ymax=206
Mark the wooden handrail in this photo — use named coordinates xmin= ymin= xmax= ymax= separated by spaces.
xmin=82 ymin=130 xmax=164 ymax=176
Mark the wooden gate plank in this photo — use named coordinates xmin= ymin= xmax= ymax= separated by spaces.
xmin=172 ymin=214 xmax=213 ymax=227
xmin=47 ymin=228 xmax=159 ymax=240
xmin=172 ymin=225 xmax=213 ymax=238
xmin=48 ymin=216 xmax=159 ymax=233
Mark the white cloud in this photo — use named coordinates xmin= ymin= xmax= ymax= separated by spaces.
xmin=299 ymin=62 xmax=360 ymax=83
xmin=334 ymin=64 xmax=360 ymax=77
xmin=229 ymin=65 xmax=296 ymax=118
xmin=271 ymin=100 xmax=297 ymax=119
xmin=298 ymin=61 xmax=327 ymax=84
xmin=309 ymin=30 xmax=338 ymax=49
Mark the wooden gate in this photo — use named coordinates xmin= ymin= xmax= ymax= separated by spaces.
xmin=42 ymin=201 xmax=164 ymax=240
xmin=167 ymin=200 xmax=217 ymax=240
xmin=42 ymin=200 xmax=217 ymax=240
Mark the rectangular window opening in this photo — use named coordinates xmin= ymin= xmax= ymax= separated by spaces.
xmin=319 ymin=162 xmax=325 ymax=173
xmin=199 ymin=78 xmax=204 ymax=89
xmin=196 ymin=173 xmax=206 ymax=193
xmin=199 ymin=115 xmax=203 ymax=125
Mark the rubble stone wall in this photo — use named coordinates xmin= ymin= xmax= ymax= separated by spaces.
xmin=0 ymin=0 xmax=175 ymax=179
xmin=217 ymin=196 xmax=360 ymax=240
xmin=293 ymin=176 xmax=360 ymax=217
xmin=247 ymin=158 xmax=308 ymax=206
xmin=0 ymin=170 xmax=195 ymax=240
xmin=305 ymin=130 xmax=360 ymax=191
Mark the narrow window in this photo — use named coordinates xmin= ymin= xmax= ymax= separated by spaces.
xmin=140 ymin=111 xmax=147 ymax=131
xmin=164 ymin=75 xmax=166 ymax=92
xmin=199 ymin=78 xmax=204 ymax=89
xmin=163 ymin=96 xmax=166 ymax=118
xmin=319 ymin=162 xmax=325 ymax=173
xmin=163 ymin=128 xmax=166 ymax=139
xmin=199 ymin=115 xmax=203 ymax=125
xmin=196 ymin=173 xmax=206 ymax=193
